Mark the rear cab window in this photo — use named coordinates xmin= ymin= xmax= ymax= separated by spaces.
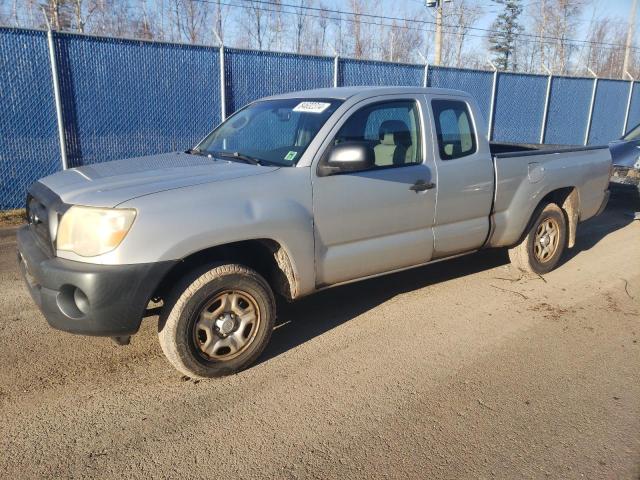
xmin=431 ymin=99 xmax=477 ymax=160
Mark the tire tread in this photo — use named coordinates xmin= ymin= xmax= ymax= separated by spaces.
xmin=158 ymin=263 xmax=275 ymax=378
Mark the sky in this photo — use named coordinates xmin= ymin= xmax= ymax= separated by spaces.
xmin=325 ymin=0 xmax=636 ymax=53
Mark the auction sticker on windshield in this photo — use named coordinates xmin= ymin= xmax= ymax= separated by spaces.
xmin=284 ymin=151 xmax=297 ymax=161
xmin=293 ymin=102 xmax=331 ymax=113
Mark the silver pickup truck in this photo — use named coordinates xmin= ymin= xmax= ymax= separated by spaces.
xmin=17 ymin=87 xmax=611 ymax=378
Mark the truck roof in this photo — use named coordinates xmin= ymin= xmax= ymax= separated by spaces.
xmin=263 ymin=86 xmax=467 ymax=102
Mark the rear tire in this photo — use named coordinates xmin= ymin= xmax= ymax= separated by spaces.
xmin=508 ymin=203 xmax=567 ymax=275
xmin=158 ymin=263 xmax=275 ymax=378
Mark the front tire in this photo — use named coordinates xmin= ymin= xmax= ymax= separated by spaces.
xmin=158 ymin=263 xmax=275 ymax=378
xmin=508 ymin=203 xmax=567 ymax=275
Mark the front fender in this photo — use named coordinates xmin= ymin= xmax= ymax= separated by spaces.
xmin=80 ymin=167 xmax=317 ymax=296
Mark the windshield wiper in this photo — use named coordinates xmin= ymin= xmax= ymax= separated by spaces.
xmin=185 ymin=148 xmax=209 ymax=157
xmin=211 ymin=151 xmax=263 ymax=166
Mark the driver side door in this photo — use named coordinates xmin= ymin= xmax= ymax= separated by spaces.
xmin=311 ymin=96 xmax=438 ymax=287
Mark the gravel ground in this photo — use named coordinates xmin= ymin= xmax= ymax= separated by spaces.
xmin=0 ymin=194 xmax=638 ymax=479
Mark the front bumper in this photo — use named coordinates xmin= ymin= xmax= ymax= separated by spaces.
xmin=17 ymin=225 xmax=176 ymax=336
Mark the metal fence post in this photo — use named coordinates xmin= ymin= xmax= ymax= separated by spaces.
xmin=584 ymin=67 xmax=598 ymax=146
xmin=539 ymin=66 xmax=553 ymax=144
xmin=333 ymin=54 xmax=339 ymax=88
xmin=43 ymin=15 xmax=68 ymax=170
xmin=623 ymin=71 xmax=634 ymax=135
xmin=487 ymin=60 xmax=498 ymax=141
xmin=417 ymin=52 xmax=428 ymax=87
xmin=214 ymin=31 xmax=226 ymax=121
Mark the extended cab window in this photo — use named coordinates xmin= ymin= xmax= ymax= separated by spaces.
xmin=431 ymin=99 xmax=476 ymax=160
xmin=333 ymin=101 xmax=422 ymax=168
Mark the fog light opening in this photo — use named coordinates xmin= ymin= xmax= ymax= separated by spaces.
xmin=73 ymin=287 xmax=90 ymax=315
xmin=57 ymin=285 xmax=90 ymax=319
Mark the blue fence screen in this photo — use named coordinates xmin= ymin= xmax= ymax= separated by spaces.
xmin=339 ymin=58 xmax=423 ymax=87
xmin=626 ymin=82 xmax=640 ymax=134
xmin=0 ymin=29 xmax=59 ymax=210
xmin=427 ymin=66 xmax=494 ymax=129
xmin=544 ymin=76 xmax=594 ymax=145
xmin=225 ymin=49 xmax=333 ymax=114
xmin=492 ymin=73 xmax=548 ymax=143
xmin=54 ymin=33 xmax=222 ymax=168
xmin=588 ymin=80 xmax=629 ymax=145
xmin=0 ymin=27 xmax=634 ymax=209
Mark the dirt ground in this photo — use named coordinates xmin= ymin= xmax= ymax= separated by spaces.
xmin=0 ymin=192 xmax=638 ymax=479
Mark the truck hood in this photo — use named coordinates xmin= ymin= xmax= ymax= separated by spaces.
xmin=38 ymin=152 xmax=278 ymax=207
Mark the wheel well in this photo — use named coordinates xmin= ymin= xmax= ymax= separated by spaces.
xmin=532 ymin=187 xmax=580 ymax=248
xmin=151 ymin=239 xmax=298 ymax=304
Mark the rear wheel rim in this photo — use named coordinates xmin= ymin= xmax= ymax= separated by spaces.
xmin=533 ymin=217 xmax=560 ymax=263
xmin=193 ymin=290 xmax=261 ymax=361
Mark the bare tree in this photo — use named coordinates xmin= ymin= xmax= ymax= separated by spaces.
xmin=379 ymin=19 xmax=423 ymax=63
xmin=549 ymin=0 xmax=585 ymax=74
xmin=348 ymin=0 xmax=375 ymax=59
xmin=169 ymin=0 xmax=208 ymax=44
xmin=450 ymin=0 xmax=482 ymax=67
xmin=244 ymin=0 xmax=268 ymax=50
xmin=331 ymin=11 xmax=343 ymax=55
xmin=237 ymin=0 xmax=282 ymax=51
xmin=351 ymin=0 xmax=365 ymax=59
xmin=317 ymin=4 xmax=329 ymax=55
xmin=292 ymin=0 xmax=307 ymax=54
xmin=211 ymin=0 xmax=231 ymax=44
xmin=1 ymin=0 xmax=635 ymax=79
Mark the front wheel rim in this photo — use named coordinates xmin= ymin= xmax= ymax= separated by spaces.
xmin=533 ymin=217 xmax=560 ymax=263
xmin=193 ymin=290 xmax=261 ymax=361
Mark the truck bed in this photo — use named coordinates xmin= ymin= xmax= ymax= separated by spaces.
xmin=487 ymin=143 xmax=611 ymax=249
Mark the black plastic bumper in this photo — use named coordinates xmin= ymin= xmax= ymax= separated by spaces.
xmin=16 ymin=225 xmax=176 ymax=336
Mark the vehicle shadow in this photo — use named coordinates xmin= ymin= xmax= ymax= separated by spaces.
xmin=259 ymin=187 xmax=639 ymax=366
xmin=260 ymin=248 xmax=509 ymax=365
xmin=561 ymin=186 xmax=639 ymax=264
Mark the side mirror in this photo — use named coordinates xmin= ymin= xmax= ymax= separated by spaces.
xmin=318 ymin=142 xmax=375 ymax=176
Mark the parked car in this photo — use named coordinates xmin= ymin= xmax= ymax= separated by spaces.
xmin=17 ymin=87 xmax=612 ymax=378
xmin=609 ymin=122 xmax=640 ymax=189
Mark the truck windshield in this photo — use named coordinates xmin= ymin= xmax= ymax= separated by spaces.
xmin=195 ymin=98 xmax=342 ymax=166
xmin=623 ymin=122 xmax=640 ymax=141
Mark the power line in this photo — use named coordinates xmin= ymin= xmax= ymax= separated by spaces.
xmin=191 ymin=0 xmax=639 ymax=53
xmin=193 ymin=0 xmax=639 ymax=52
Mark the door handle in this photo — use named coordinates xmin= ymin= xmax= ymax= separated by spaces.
xmin=409 ymin=180 xmax=436 ymax=192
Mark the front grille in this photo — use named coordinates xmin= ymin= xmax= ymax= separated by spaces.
xmin=26 ymin=193 xmax=55 ymax=257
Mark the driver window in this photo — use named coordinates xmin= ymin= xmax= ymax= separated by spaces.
xmin=333 ymin=100 xmax=422 ymax=169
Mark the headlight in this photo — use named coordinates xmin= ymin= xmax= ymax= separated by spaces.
xmin=56 ymin=206 xmax=136 ymax=257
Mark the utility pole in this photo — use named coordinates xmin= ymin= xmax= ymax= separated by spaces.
xmin=426 ymin=0 xmax=446 ymax=66
xmin=435 ymin=1 xmax=443 ymax=66
xmin=623 ymin=0 xmax=638 ymax=76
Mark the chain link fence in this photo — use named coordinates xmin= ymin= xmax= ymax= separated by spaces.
xmin=543 ymin=76 xmax=594 ymax=146
xmin=427 ymin=66 xmax=494 ymax=127
xmin=54 ymin=32 xmax=221 ymax=168
xmin=0 ymin=26 xmax=635 ymax=209
xmin=493 ymin=73 xmax=549 ymax=143
xmin=225 ymin=48 xmax=333 ymax=114
xmin=0 ymin=28 xmax=60 ymax=210
xmin=627 ymin=82 xmax=640 ymax=130
xmin=588 ymin=79 xmax=630 ymax=146
xmin=339 ymin=58 xmax=423 ymax=87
